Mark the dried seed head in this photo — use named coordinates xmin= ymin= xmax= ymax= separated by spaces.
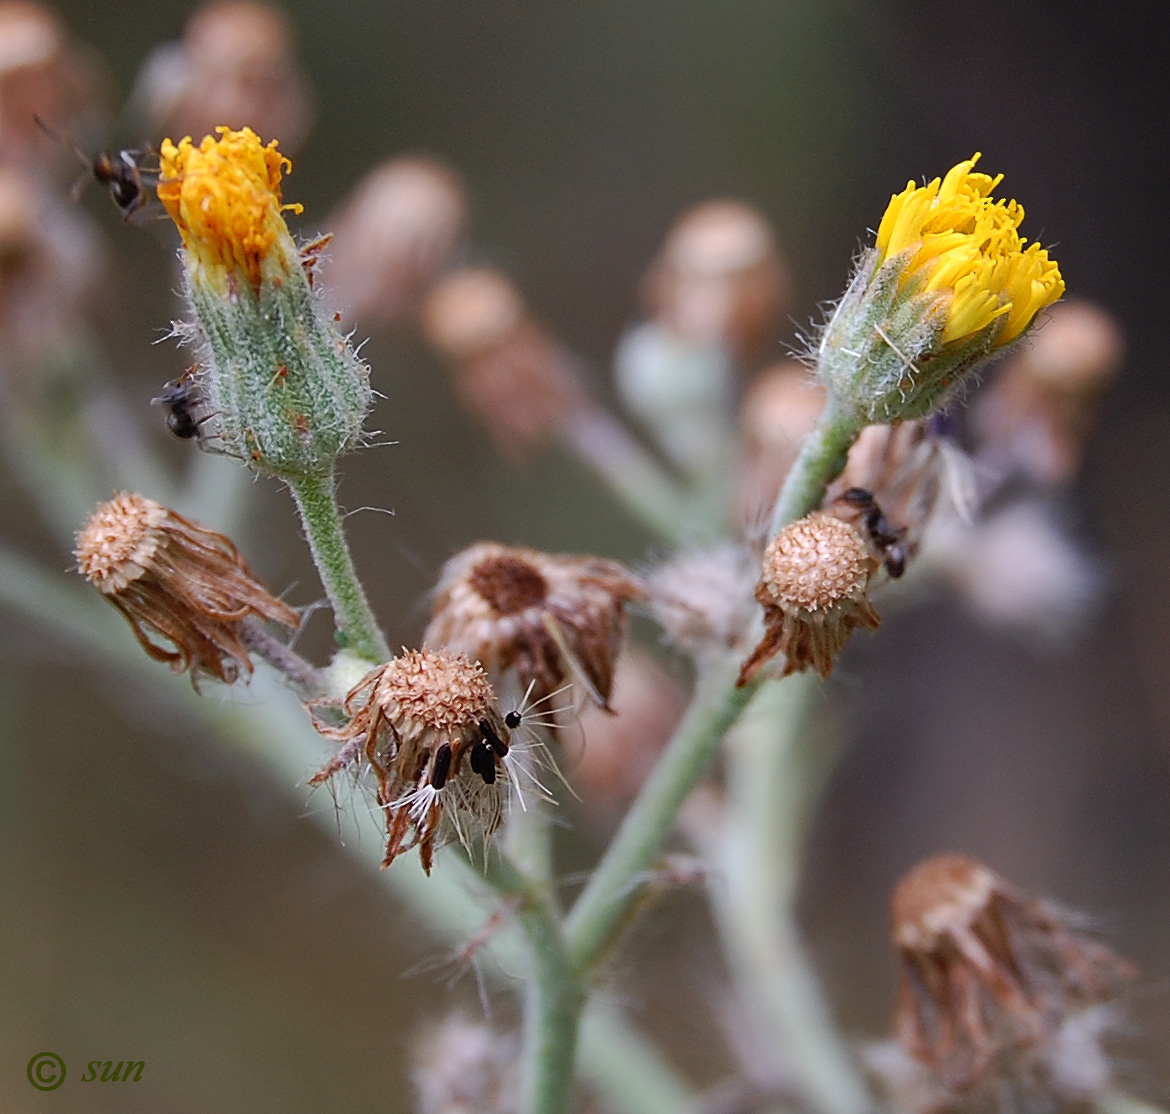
xmin=311 ymin=648 xmax=512 ymax=873
xmin=973 ymin=300 xmax=1123 ymax=486
xmin=737 ymin=360 xmax=826 ymax=527
xmin=422 ymin=268 xmax=586 ymax=457
xmin=737 ymin=512 xmax=879 ymax=686
xmin=642 ymin=199 xmax=788 ymax=361
xmin=647 ymin=543 xmax=759 ymax=660
xmin=412 ymin=1016 xmax=518 ymax=1114
xmin=891 ymin=854 xmax=1134 ymax=1097
xmin=321 ymin=156 xmax=466 ymax=326
xmin=75 ymin=492 xmax=298 ymax=686
xmin=425 ymin=541 xmax=644 ymax=711
xmin=135 ymin=0 xmax=313 ymax=151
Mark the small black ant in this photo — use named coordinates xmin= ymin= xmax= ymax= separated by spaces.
xmin=152 ymin=373 xmax=207 ymax=441
xmin=837 ymin=487 xmax=908 ymax=578
xmin=34 ymin=115 xmax=156 ymax=221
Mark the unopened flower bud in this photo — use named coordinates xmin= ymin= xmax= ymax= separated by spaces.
xmin=641 ymin=199 xmax=788 ymax=362
xmin=133 ymin=1 xmax=313 ymax=151
xmin=322 ymin=156 xmax=466 ymax=326
xmin=891 ymin=854 xmax=1133 ymax=1095
xmin=424 ymin=541 xmax=644 ymax=710
xmin=310 ymin=649 xmax=513 ymax=873
xmin=973 ymin=299 xmax=1123 ymax=486
xmin=75 ymin=492 xmax=297 ymax=686
xmin=818 ymin=155 xmax=1064 ymax=425
xmin=737 ymin=511 xmax=879 ymax=686
xmin=158 ymin=127 xmax=371 ymax=479
xmin=422 ymin=268 xmax=587 ymax=458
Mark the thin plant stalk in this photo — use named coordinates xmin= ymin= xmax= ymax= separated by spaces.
xmin=286 ymin=469 xmax=389 ymax=663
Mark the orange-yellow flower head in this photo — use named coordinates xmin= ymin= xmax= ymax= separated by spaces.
xmin=155 ymin=126 xmax=371 ymax=481
xmin=815 ymin=154 xmax=1065 ymax=424
xmin=875 ymin=154 xmax=1064 ymax=347
xmin=158 ymin=125 xmax=302 ymax=289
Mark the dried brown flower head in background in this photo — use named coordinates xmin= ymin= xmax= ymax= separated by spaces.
xmin=737 ymin=511 xmax=879 ymax=686
xmin=311 ymin=649 xmax=513 ymax=873
xmin=424 ymin=541 xmax=644 ymax=711
xmin=642 ymin=199 xmax=789 ymax=363
xmin=132 ymin=0 xmax=313 ymax=150
xmin=973 ymin=300 xmax=1123 ymax=487
xmin=422 ymin=267 xmax=588 ymax=458
xmin=321 ymin=156 xmax=466 ymax=326
xmin=891 ymin=854 xmax=1134 ymax=1096
xmin=75 ymin=492 xmax=297 ymax=686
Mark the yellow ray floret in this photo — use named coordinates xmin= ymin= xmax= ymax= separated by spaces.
xmin=157 ymin=126 xmax=303 ymax=288
xmin=875 ymin=154 xmax=1064 ymax=346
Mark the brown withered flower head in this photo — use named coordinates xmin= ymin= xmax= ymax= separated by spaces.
xmin=891 ymin=854 xmax=1134 ymax=1099
xmin=424 ymin=541 xmax=644 ymax=711
xmin=310 ymin=649 xmax=513 ymax=873
xmin=75 ymin=492 xmax=298 ymax=686
xmin=422 ymin=268 xmax=588 ymax=459
xmin=737 ymin=511 xmax=880 ymax=686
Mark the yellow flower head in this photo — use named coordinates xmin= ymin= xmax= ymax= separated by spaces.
xmin=157 ymin=126 xmax=303 ymax=288
xmin=875 ymin=154 xmax=1064 ymax=346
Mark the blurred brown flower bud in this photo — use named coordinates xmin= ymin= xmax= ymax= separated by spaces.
xmin=310 ymin=649 xmax=514 ymax=873
xmin=413 ymin=1016 xmax=518 ymax=1114
xmin=572 ymin=649 xmax=687 ymax=817
xmin=642 ymin=199 xmax=789 ymax=363
xmin=131 ymin=0 xmax=313 ymax=150
xmin=891 ymin=854 xmax=1133 ymax=1097
xmin=424 ymin=541 xmax=644 ymax=711
xmin=737 ymin=511 xmax=880 ymax=686
xmin=320 ymin=156 xmax=466 ymax=326
xmin=75 ymin=492 xmax=298 ymax=687
xmin=647 ymin=543 xmax=758 ymax=660
xmin=737 ymin=360 xmax=826 ymax=528
xmin=0 ymin=0 xmax=107 ymax=163
xmin=973 ymin=300 xmax=1124 ymax=486
xmin=422 ymin=268 xmax=588 ymax=458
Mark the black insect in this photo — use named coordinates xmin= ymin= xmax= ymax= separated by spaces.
xmin=152 ymin=375 xmax=206 ymax=441
xmin=838 ymin=487 xmax=908 ymax=578
xmin=34 ymin=116 xmax=156 ymax=221
xmin=430 ymin=743 xmax=452 ymax=790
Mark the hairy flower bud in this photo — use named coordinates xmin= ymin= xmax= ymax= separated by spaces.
xmin=817 ymin=155 xmax=1064 ymax=424
xmin=737 ymin=511 xmax=879 ymax=686
xmin=424 ymin=541 xmax=644 ymax=710
xmin=891 ymin=854 xmax=1134 ymax=1097
xmin=310 ymin=649 xmax=513 ymax=873
xmin=75 ymin=491 xmax=297 ymax=686
xmin=158 ymin=126 xmax=371 ymax=478
xmin=412 ymin=1017 xmax=518 ymax=1114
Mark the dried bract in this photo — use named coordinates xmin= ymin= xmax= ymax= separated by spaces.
xmin=892 ymin=854 xmax=1134 ymax=1095
xmin=424 ymin=541 xmax=644 ymax=710
xmin=737 ymin=512 xmax=879 ymax=686
xmin=422 ymin=268 xmax=587 ymax=458
xmin=75 ymin=492 xmax=298 ymax=685
xmin=311 ymin=649 xmax=512 ymax=873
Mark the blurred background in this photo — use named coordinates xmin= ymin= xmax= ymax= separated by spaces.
xmin=2 ymin=1 xmax=1169 ymax=1110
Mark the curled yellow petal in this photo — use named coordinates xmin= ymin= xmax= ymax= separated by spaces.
xmin=875 ymin=154 xmax=1064 ymax=346
xmin=157 ymin=126 xmax=303 ymax=289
